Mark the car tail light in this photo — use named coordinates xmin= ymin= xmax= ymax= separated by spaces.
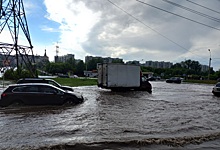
xmin=1 ymin=93 xmax=6 ymax=97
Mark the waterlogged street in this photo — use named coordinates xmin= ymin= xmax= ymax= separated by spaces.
xmin=0 ymin=81 xmax=220 ymax=149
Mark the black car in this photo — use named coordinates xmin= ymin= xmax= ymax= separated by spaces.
xmin=0 ymin=83 xmax=83 ymax=107
xmin=147 ymin=76 xmax=156 ymax=81
xmin=16 ymin=78 xmax=73 ymax=91
xmin=166 ymin=77 xmax=182 ymax=84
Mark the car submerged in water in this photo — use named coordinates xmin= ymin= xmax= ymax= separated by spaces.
xmin=0 ymin=83 xmax=83 ymax=107
xmin=212 ymin=82 xmax=220 ymax=96
xmin=16 ymin=78 xmax=74 ymax=91
xmin=166 ymin=77 xmax=182 ymax=84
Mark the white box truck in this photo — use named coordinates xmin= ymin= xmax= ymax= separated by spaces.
xmin=97 ymin=63 xmax=152 ymax=92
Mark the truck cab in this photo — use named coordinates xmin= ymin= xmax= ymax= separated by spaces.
xmin=140 ymin=76 xmax=152 ymax=93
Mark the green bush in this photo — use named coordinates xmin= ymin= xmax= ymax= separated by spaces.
xmin=3 ymin=69 xmax=15 ymax=80
xmin=3 ymin=69 xmax=33 ymax=80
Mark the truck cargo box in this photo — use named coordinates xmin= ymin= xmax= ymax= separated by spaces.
xmin=98 ymin=63 xmax=140 ymax=88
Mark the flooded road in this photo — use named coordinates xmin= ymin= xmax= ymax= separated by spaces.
xmin=0 ymin=81 xmax=220 ymax=149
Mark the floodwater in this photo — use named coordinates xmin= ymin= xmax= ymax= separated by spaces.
xmin=0 ymin=81 xmax=220 ymax=150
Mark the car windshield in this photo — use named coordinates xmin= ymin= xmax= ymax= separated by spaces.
xmin=48 ymin=80 xmax=61 ymax=87
xmin=216 ymin=83 xmax=220 ymax=87
xmin=142 ymin=76 xmax=147 ymax=82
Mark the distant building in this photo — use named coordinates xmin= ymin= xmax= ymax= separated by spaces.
xmin=144 ymin=61 xmax=173 ymax=69
xmin=0 ymin=54 xmax=15 ymax=67
xmin=55 ymin=54 xmax=75 ymax=63
xmin=85 ymin=56 xmax=123 ymax=64
xmin=0 ymin=49 xmax=49 ymax=68
xmin=103 ymin=57 xmax=123 ymax=63
xmin=85 ymin=56 xmax=102 ymax=64
xmin=201 ymin=65 xmax=210 ymax=72
xmin=84 ymin=70 xmax=98 ymax=78
xmin=35 ymin=49 xmax=49 ymax=64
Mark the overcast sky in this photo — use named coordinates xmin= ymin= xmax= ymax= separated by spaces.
xmin=3 ymin=0 xmax=220 ymax=70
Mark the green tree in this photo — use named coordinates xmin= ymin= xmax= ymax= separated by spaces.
xmin=171 ymin=63 xmax=182 ymax=69
xmin=46 ymin=62 xmax=63 ymax=75
xmin=183 ymin=59 xmax=192 ymax=69
xmin=87 ymin=58 xmax=103 ymax=71
xmin=191 ymin=60 xmax=201 ymax=73
xmin=112 ymin=59 xmax=124 ymax=63
xmin=4 ymin=68 xmax=33 ymax=80
xmin=75 ymin=60 xmax=85 ymax=76
xmin=66 ymin=57 xmax=76 ymax=67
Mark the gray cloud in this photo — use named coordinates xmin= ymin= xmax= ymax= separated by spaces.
xmin=82 ymin=0 xmax=220 ymax=70
xmin=45 ymin=0 xmax=220 ymax=70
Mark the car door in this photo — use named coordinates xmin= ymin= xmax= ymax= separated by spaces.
xmin=22 ymin=85 xmax=42 ymax=105
xmin=12 ymin=85 xmax=41 ymax=105
xmin=38 ymin=85 xmax=65 ymax=105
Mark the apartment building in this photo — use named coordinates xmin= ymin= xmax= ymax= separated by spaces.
xmin=85 ymin=56 xmax=123 ymax=64
xmin=144 ymin=61 xmax=173 ymax=69
xmin=54 ymin=54 xmax=75 ymax=63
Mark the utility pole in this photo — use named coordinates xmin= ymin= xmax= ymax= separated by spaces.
xmin=0 ymin=0 xmax=36 ymax=77
xmin=208 ymin=49 xmax=211 ymax=80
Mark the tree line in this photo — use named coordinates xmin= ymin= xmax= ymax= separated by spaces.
xmin=3 ymin=58 xmax=220 ymax=80
xmin=141 ymin=59 xmax=219 ymax=80
xmin=43 ymin=58 xmax=219 ymax=80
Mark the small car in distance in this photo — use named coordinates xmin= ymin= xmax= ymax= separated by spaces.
xmin=16 ymin=78 xmax=73 ymax=91
xmin=0 ymin=83 xmax=83 ymax=107
xmin=166 ymin=77 xmax=182 ymax=84
xmin=212 ymin=82 xmax=220 ymax=96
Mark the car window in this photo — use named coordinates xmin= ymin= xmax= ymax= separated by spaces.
xmin=13 ymin=86 xmax=26 ymax=92
xmin=39 ymin=86 xmax=57 ymax=94
xmin=57 ymin=89 xmax=64 ymax=95
xmin=13 ymin=86 xmax=38 ymax=93
xmin=216 ymin=83 xmax=220 ymax=87
xmin=142 ymin=76 xmax=147 ymax=82
xmin=25 ymin=86 xmax=38 ymax=92
xmin=48 ymin=80 xmax=60 ymax=87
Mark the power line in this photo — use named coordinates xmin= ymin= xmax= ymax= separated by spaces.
xmin=163 ymin=0 xmax=220 ymax=23
xmin=136 ymin=0 xmax=220 ymax=31
xmin=106 ymin=0 xmax=211 ymax=62
xmin=106 ymin=0 xmax=189 ymax=52
xmin=186 ymin=0 xmax=220 ymax=14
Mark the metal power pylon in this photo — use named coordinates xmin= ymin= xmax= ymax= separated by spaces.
xmin=0 ymin=0 xmax=36 ymax=76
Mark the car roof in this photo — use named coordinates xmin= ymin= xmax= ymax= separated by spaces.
xmin=8 ymin=83 xmax=65 ymax=91
xmin=17 ymin=78 xmax=54 ymax=81
xmin=16 ymin=78 xmax=59 ymax=84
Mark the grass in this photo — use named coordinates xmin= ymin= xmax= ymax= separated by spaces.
xmin=0 ymin=77 xmax=98 ymax=87
xmin=52 ymin=78 xmax=98 ymax=87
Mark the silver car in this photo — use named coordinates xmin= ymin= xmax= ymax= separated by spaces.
xmin=212 ymin=82 xmax=220 ymax=96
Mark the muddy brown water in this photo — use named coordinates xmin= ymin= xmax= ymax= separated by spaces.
xmin=0 ymin=81 xmax=220 ymax=149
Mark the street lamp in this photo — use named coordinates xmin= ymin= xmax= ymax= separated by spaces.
xmin=208 ymin=49 xmax=212 ymax=80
